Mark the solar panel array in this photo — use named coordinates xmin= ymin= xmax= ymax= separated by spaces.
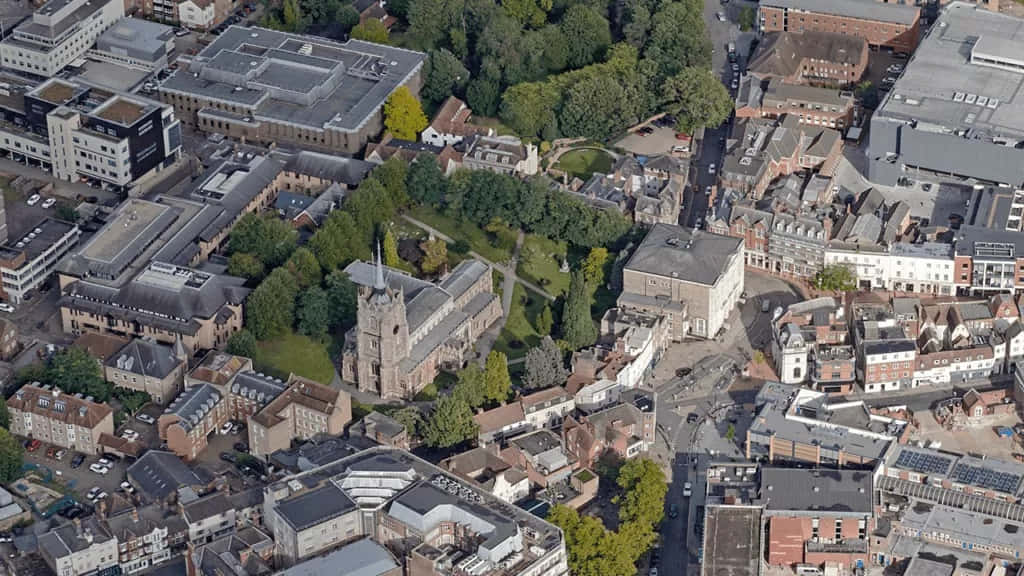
xmin=951 ymin=463 xmax=1022 ymax=494
xmin=894 ymin=449 xmax=952 ymax=475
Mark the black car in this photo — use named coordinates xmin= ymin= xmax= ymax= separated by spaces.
xmin=70 ymin=453 xmax=85 ymax=468
xmin=219 ymin=452 xmax=237 ymax=463
xmin=58 ymin=506 xmax=84 ymax=519
xmin=686 ymin=413 xmax=700 ymax=424
xmin=675 ymin=367 xmax=692 ymax=378
xmin=233 ymin=442 xmax=249 ymax=453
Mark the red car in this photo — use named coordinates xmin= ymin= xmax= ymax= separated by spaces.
xmin=27 ymin=440 xmax=41 ymax=452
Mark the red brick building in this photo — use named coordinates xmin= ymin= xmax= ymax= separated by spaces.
xmin=761 ymin=468 xmax=872 ymax=570
xmin=759 ymin=0 xmax=921 ymax=55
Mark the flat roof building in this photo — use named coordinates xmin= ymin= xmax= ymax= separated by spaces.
xmin=159 ymin=26 xmax=425 ymax=155
xmin=868 ymin=2 xmax=1024 ymax=187
xmin=0 ymin=0 xmax=124 ymax=77
xmin=0 ymin=217 xmax=79 ymax=304
xmin=90 ymin=18 xmax=176 ymax=72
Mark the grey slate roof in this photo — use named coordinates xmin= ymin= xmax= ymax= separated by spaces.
xmin=277 ymin=538 xmax=398 ymax=576
xmin=759 ymin=468 xmax=873 ymax=513
xmin=164 ymin=383 xmax=223 ymax=433
xmin=230 ymin=371 xmax=287 ymax=408
xmin=38 ymin=517 xmax=113 ymax=560
xmin=761 ymin=0 xmax=919 ymax=25
xmin=283 ymin=150 xmax=374 ymax=187
xmin=624 ymin=223 xmax=742 ymax=286
xmin=439 ymin=259 xmax=489 ymax=302
xmin=749 ymin=31 xmax=866 ymax=79
xmin=127 ymin=450 xmax=213 ymax=503
xmin=182 ymin=492 xmax=233 ymax=524
xmin=107 ymin=338 xmax=182 ymax=379
xmin=275 ymin=483 xmax=356 ymax=532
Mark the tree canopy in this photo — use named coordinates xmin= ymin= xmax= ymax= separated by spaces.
xmin=0 ymin=428 xmax=23 ymax=483
xmin=483 ymin=351 xmax=511 ymax=403
xmin=662 ymin=67 xmax=734 ymax=135
xmin=351 ymin=19 xmax=390 ymax=44
xmin=424 ymin=395 xmax=477 ymax=448
xmin=813 ymin=264 xmax=858 ymax=292
xmin=226 ymin=329 xmax=258 ymax=358
xmin=384 ymin=86 xmax=428 ymax=140
xmin=523 ymin=336 xmax=568 ymax=390
xmin=246 ymin=268 xmax=299 ymax=340
xmin=562 ymin=269 xmax=597 ymax=350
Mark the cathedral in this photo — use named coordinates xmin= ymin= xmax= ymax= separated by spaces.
xmin=340 ymin=250 xmax=502 ymax=400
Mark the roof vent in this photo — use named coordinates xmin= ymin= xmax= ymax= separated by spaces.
xmin=813 ymin=486 xmax=820 ymax=492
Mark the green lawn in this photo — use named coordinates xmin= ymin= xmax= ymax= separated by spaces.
xmin=468 ymin=115 xmax=518 ymax=136
xmin=517 ymin=235 xmax=569 ymax=297
xmin=255 ymin=331 xmax=336 ymax=385
xmin=407 ymin=205 xmax=513 ymax=263
xmin=495 ymin=283 xmax=545 ymax=360
xmin=554 ymin=148 xmax=614 ymax=180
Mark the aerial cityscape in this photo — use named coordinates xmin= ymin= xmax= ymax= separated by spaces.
xmin=0 ymin=0 xmax=1019 ymax=575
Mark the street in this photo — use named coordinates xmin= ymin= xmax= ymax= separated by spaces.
xmin=681 ymin=0 xmax=759 ymax=230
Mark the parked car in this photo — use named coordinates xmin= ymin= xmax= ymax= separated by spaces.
xmin=233 ymin=442 xmax=249 ymax=453
xmin=219 ymin=452 xmax=237 ymax=463
xmin=219 ymin=422 xmax=233 ymax=435
xmin=41 ymin=198 xmax=56 ymax=209
xmin=683 ymin=482 xmax=693 ymax=497
xmin=174 ymin=28 xmax=190 ymax=36
xmin=705 ymin=185 xmax=712 ymax=196
xmin=669 ymin=503 xmax=679 ymax=518
xmin=708 ymin=163 xmax=716 ymax=174
xmin=26 ymin=194 xmax=40 ymax=206
xmin=86 ymin=487 xmax=101 ymax=500
xmin=54 ymin=449 xmax=66 ymax=461
xmin=0 ymin=303 xmax=13 ymax=314
xmin=686 ymin=412 xmax=700 ymax=424
xmin=716 ymin=11 xmax=726 ymax=21
xmin=97 ymin=458 xmax=112 ymax=467
xmin=761 ymin=299 xmax=771 ymax=313
xmin=135 ymin=413 xmax=155 ymax=425
xmin=71 ymin=453 xmax=85 ymax=468
xmin=89 ymin=464 xmax=109 ymax=475
xmin=27 ymin=439 xmax=41 ymax=452
xmin=676 ymin=367 xmax=692 ymax=378
xmin=120 ymin=481 xmax=134 ymax=494
xmin=121 ymin=429 xmax=139 ymax=441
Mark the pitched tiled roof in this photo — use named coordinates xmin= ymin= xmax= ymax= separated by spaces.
xmin=8 ymin=385 xmax=112 ymax=429
xmin=251 ymin=376 xmax=340 ymax=429
xmin=473 ymin=403 xmax=525 ymax=434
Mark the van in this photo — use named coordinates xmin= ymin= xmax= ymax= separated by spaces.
xmin=795 ymin=566 xmax=822 ymax=576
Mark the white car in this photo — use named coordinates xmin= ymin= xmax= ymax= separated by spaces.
xmin=705 ymin=186 xmax=712 ymax=196
xmin=708 ymin=163 xmax=716 ymax=174
xmin=89 ymin=463 xmax=109 ymax=475
xmin=41 ymin=198 xmax=56 ymax=209
xmin=219 ymin=421 xmax=233 ymax=435
xmin=731 ymin=63 xmax=739 ymax=72
xmin=26 ymin=194 xmax=40 ymax=206
xmin=120 ymin=481 xmax=135 ymax=494
xmin=174 ymin=28 xmax=190 ymax=37
xmin=86 ymin=487 xmax=101 ymax=500
xmin=121 ymin=429 xmax=139 ymax=441
xmin=135 ymin=413 xmax=155 ymax=425
xmin=716 ymin=11 xmax=726 ymax=21
xmin=0 ymin=303 xmax=13 ymax=314
xmin=97 ymin=457 xmax=112 ymax=467
xmin=683 ymin=482 xmax=693 ymax=497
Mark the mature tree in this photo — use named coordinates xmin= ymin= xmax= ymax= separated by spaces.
xmin=346 ymin=178 xmax=396 ymax=239
xmin=560 ymin=5 xmax=611 ymax=69
xmin=281 ymin=0 xmax=306 ymax=32
xmin=562 ymin=269 xmax=597 ymax=350
xmin=384 ymin=86 xmax=428 ymax=140
xmin=374 ymin=157 xmax=410 ymax=209
xmin=559 ymin=74 xmax=630 ymax=140
xmin=113 ymin=388 xmax=150 ymax=415
xmin=616 ymin=458 xmax=668 ymax=526
xmin=422 ymin=49 xmax=470 ymax=108
xmin=451 ymin=363 xmax=487 ymax=409
xmin=581 ymin=247 xmax=609 ymax=289
xmin=622 ymin=0 xmax=652 ymax=47
xmin=335 ymin=4 xmax=360 ymax=34
xmin=286 ymin=247 xmax=322 ymax=289
xmin=662 ymin=67 xmax=734 ymax=135
xmin=499 ymin=82 xmax=558 ymax=139
xmin=325 ymin=270 xmax=358 ymax=332
xmin=419 ymin=237 xmax=448 ymax=275
xmin=386 ymin=0 xmax=410 ymax=19
xmin=229 ymin=213 xmax=298 ymax=269
xmin=547 ymin=505 xmax=637 ymax=576
xmin=738 ymin=6 xmax=756 ymax=31
xmin=246 ymin=268 xmax=298 ymax=340
xmin=297 ymin=286 xmax=330 ymax=338
xmin=813 ymin=264 xmax=858 ymax=291
xmin=502 ymin=0 xmax=551 ymax=27
xmin=523 ymin=336 xmax=568 ymax=390
xmin=48 ymin=347 xmax=110 ymax=401
xmin=228 ymin=252 xmax=265 ymax=282
xmin=310 ymin=211 xmax=366 ymax=271
xmin=645 ymin=0 xmax=711 ymax=78
xmin=406 ymin=154 xmax=448 ymax=206
xmin=0 ymin=428 xmax=23 ymax=483
xmin=226 ymin=329 xmax=259 ymax=358
xmin=424 ymin=395 xmax=477 ymax=448
xmin=536 ymin=303 xmax=553 ymax=336
xmin=382 ymin=227 xmax=402 ymax=270
xmin=483 ymin=351 xmax=511 ymax=403
xmin=351 ymin=19 xmax=389 ymax=43
xmin=466 ymin=76 xmax=501 ymax=116
xmin=406 ymin=0 xmax=465 ymax=51
xmin=0 ymin=396 xmax=8 ymax=430
xmin=391 ymin=406 xmax=425 ymax=439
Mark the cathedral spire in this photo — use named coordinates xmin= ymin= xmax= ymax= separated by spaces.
xmin=374 ymin=240 xmax=386 ymax=291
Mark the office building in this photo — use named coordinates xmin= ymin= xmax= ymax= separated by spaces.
xmin=89 ymin=18 xmax=176 ymax=72
xmin=247 ymin=376 xmax=352 ymax=458
xmin=0 ymin=217 xmax=79 ymax=304
xmin=0 ymin=0 xmax=124 ymax=77
xmin=159 ymin=26 xmax=425 ymax=155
